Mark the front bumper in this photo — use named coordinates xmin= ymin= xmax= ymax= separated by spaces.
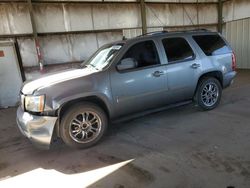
xmin=16 ymin=107 xmax=58 ymax=150
xmin=223 ymin=71 xmax=237 ymax=88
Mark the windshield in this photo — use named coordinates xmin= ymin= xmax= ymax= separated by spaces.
xmin=81 ymin=44 xmax=123 ymax=70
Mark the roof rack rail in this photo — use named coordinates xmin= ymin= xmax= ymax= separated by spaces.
xmin=137 ymin=30 xmax=168 ymax=37
xmin=136 ymin=28 xmax=211 ymax=38
xmin=187 ymin=28 xmax=210 ymax=32
xmin=170 ymin=28 xmax=210 ymax=33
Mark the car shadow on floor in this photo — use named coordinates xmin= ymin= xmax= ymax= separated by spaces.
xmin=0 ymin=103 xmax=197 ymax=179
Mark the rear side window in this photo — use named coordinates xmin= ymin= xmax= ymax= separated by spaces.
xmin=193 ymin=34 xmax=231 ymax=56
xmin=162 ymin=37 xmax=195 ymax=63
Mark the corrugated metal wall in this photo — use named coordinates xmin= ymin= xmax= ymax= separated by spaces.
xmin=18 ymin=32 xmax=123 ymax=67
xmin=0 ymin=1 xmax=218 ymax=70
xmin=223 ymin=0 xmax=250 ymax=23
xmin=223 ymin=0 xmax=250 ymax=69
xmin=224 ymin=18 xmax=250 ymax=69
xmin=2 ymin=0 xmax=250 ymax=72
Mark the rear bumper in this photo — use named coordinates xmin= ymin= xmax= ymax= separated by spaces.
xmin=16 ymin=107 xmax=58 ymax=150
xmin=223 ymin=71 xmax=237 ymax=88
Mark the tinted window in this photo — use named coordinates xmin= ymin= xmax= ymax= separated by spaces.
xmin=122 ymin=40 xmax=160 ymax=68
xmin=162 ymin=37 xmax=195 ymax=63
xmin=193 ymin=34 xmax=231 ymax=56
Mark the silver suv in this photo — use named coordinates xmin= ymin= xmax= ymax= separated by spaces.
xmin=16 ymin=30 xmax=237 ymax=149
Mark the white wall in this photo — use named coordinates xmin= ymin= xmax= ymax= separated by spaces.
xmin=0 ymin=3 xmax=32 ymax=35
xmin=223 ymin=0 xmax=250 ymax=69
xmin=146 ymin=3 xmax=217 ymax=27
xmin=0 ymin=1 xmax=218 ymax=68
xmin=33 ymin=4 xmax=141 ymax=33
xmin=223 ymin=0 xmax=250 ymax=22
xmin=18 ymin=32 xmax=123 ymax=66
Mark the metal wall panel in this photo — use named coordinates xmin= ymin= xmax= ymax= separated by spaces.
xmin=198 ymin=3 xmax=217 ymax=24
xmin=35 ymin=0 xmax=102 ymax=1
xmin=35 ymin=0 xmax=216 ymax=1
xmin=33 ymin=4 xmax=71 ymax=33
xmin=97 ymin=31 xmax=123 ymax=47
xmin=146 ymin=4 xmax=183 ymax=27
xmin=147 ymin=27 xmax=163 ymax=32
xmin=0 ymin=1 xmax=219 ymax=68
xmin=146 ymin=3 xmax=217 ymax=28
xmin=92 ymin=4 xmax=141 ymax=29
xmin=145 ymin=0 xmax=217 ymax=2
xmin=18 ymin=38 xmax=38 ymax=67
xmin=63 ymin=4 xmax=94 ymax=31
xmin=123 ymin=28 xmax=142 ymax=38
xmin=33 ymin=4 xmax=141 ymax=33
xmin=0 ymin=3 xmax=32 ymax=35
xmin=224 ymin=18 xmax=250 ymax=69
xmin=33 ymin=4 xmax=94 ymax=32
xmin=0 ymin=3 xmax=217 ymax=35
xmin=18 ymin=31 xmax=122 ymax=67
xmin=0 ymin=41 xmax=23 ymax=107
xmin=104 ymin=0 xmax=137 ymax=1
xmin=223 ymin=0 xmax=250 ymax=22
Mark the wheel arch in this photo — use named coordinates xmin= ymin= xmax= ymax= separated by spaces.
xmin=55 ymin=96 xmax=110 ymax=137
xmin=194 ymin=71 xmax=223 ymax=97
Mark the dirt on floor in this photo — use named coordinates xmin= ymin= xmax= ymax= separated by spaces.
xmin=0 ymin=70 xmax=250 ymax=188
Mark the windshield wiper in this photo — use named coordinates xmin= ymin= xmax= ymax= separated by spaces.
xmin=88 ymin=64 xmax=99 ymax=70
xmin=81 ymin=64 xmax=87 ymax=68
xmin=80 ymin=63 xmax=99 ymax=70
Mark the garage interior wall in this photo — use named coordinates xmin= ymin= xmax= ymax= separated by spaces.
xmin=223 ymin=0 xmax=250 ymax=69
xmin=0 ymin=0 xmax=249 ymax=79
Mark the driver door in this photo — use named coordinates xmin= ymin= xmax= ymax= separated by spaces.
xmin=110 ymin=40 xmax=168 ymax=117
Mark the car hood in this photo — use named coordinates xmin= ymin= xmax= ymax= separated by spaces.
xmin=22 ymin=67 xmax=98 ymax=95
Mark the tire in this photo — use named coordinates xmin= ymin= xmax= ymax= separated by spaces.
xmin=194 ymin=77 xmax=222 ymax=111
xmin=60 ymin=102 xmax=108 ymax=149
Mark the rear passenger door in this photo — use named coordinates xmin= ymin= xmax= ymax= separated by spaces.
xmin=160 ymin=37 xmax=201 ymax=102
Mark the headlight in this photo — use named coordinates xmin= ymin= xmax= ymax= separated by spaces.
xmin=25 ymin=95 xmax=45 ymax=112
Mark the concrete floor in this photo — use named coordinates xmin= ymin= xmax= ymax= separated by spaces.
xmin=0 ymin=70 xmax=250 ymax=188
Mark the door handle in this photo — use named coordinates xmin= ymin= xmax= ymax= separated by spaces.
xmin=152 ymin=71 xmax=164 ymax=77
xmin=191 ymin=63 xmax=200 ymax=69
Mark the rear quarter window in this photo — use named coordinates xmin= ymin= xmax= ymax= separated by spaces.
xmin=193 ymin=34 xmax=231 ymax=56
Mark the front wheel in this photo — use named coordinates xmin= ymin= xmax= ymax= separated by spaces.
xmin=60 ymin=102 xmax=108 ymax=149
xmin=194 ymin=77 xmax=222 ymax=111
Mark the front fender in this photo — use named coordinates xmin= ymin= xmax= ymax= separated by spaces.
xmin=34 ymin=70 xmax=114 ymax=118
xmin=54 ymin=92 xmax=114 ymax=117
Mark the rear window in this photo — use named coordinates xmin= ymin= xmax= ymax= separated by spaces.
xmin=193 ymin=34 xmax=231 ymax=56
xmin=162 ymin=37 xmax=195 ymax=63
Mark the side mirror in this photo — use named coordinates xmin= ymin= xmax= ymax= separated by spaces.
xmin=117 ymin=58 xmax=137 ymax=71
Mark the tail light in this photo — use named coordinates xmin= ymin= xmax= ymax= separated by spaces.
xmin=232 ymin=52 xmax=236 ymax=71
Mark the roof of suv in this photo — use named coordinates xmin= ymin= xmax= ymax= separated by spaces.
xmin=106 ymin=29 xmax=218 ymax=47
xmin=135 ymin=29 xmax=218 ymax=39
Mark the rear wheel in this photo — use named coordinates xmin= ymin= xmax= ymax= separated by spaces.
xmin=194 ymin=77 xmax=222 ymax=110
xmin=60 ymin=102 xmax=108 ymax=149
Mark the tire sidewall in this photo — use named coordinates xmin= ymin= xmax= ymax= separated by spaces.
xmin=196 ymin=77 xmax=222 ymax=110
xmin=60 ymin=102 xmax=108 ymax=149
